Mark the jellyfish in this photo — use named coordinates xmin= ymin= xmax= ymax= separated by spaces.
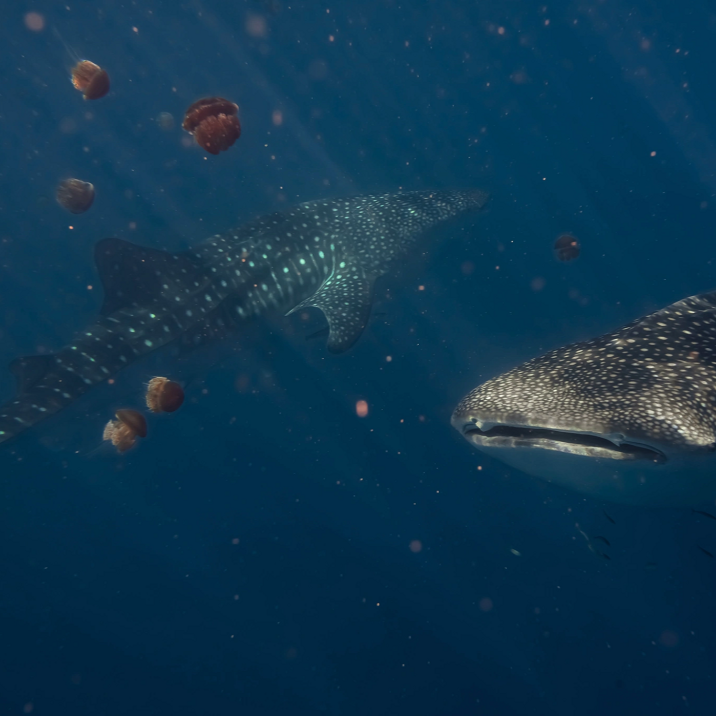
xmin=146 ymin=377 xmax=185 ymax=413
xmin=554 ymin=234 xmax=580 ymax=262
xmin=71 ymin=60 xmax=110 ymax=100
xmin=182 ymin=97 xmax=241 ymax=155
xmin=157 ymin=112 xmax=175 ymax=131
xmin=56 ymin=178 xmax=95 ymax=214
xmin=103 ymin=409 xmax=147 ymax=453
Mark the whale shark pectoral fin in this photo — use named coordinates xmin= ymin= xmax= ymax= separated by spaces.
xmin=287 ymin=269 xmax=374 ymax=354
xmin=9 ymin=354 xmax=57 ymax=394
xmin=94 ymin=238 xmax=203 ymax=316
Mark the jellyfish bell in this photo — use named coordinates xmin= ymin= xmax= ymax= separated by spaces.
xmin=182 ymin=97 xmax=241 ymax=155
xmin=146 ymin=377 xmax=185 ymax=413
xmin=182 ymin=98 xmax=239 ymax=132
xmin=194 ymin=115 xmax=242 ymax=155
xmin=103 ymin=408 xmax=148 ymax=453
xmin=83 ymin=68 xmax=110 ymax=100
xmin=554 ymin=234 xmax=580 ymax=262
xmin=115 ymin=409 xmax=147 ymax=437
xmin=103 ymin=409 xmax=147 ymax=453
xmin=56 ymin=178 xmax=95 ymax=214
xmin=71 ymin=60 xmax=110 ymax=100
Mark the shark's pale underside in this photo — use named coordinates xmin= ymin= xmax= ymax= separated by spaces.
xmin=0 ymin=189 xmax=489 ymax=445
xmin=452 ymin=291 xmax=716 ymax=506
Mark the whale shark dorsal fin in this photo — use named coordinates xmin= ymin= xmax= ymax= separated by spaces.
xmin=94 ymin=238 xmax=202 ymax=316
xmin=287 ymin=267 xmax=373 ymax=353
xmin=9 ymin=355 xmax=56 ymax=394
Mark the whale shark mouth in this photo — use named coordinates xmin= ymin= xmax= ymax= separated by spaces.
xmin=458 ymin=422 xmax=667 ymax=463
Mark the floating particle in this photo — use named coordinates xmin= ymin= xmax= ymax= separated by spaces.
xmin=355 ymin=400 xmax=369 ymax=417
xmin=71 ymin=60 xmax=110 ymax=100
xmin=246 ymin=14 xmax=268 ymax=38
xmin=103 ymin=408 xmax=147 ymax=453
xmin=553 ymin=234 xmax=580 ymax=262
xmin=56 ymin=178 xmax=95 ymax=214
xmin=157 ymin=111 xmax=175 ymax=130
xmin=24 ymin=12 xmax=45 ymax=31
xmin=182 ymin=97 xmax=241 ymax=155
xmin=146 ymin=376 xmax=184 ymax=413
xmin=479 ymin=597 xmax=493 ymax=612
xmin=409 ymin=540 xmax=423 ymax=553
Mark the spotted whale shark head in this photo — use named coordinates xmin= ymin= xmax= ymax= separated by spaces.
xmin=452 ymin=292 xmax=716 ymax=506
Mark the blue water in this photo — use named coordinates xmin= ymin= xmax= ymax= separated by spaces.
xmin=2 ymin=1 xmax=715 ymax=713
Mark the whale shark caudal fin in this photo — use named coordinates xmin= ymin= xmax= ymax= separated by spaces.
xmin=286 ymin=264 xmax=373 ymax=353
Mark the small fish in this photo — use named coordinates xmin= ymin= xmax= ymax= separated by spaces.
xmin=644 ymin=562 xmax=657 ymax=571
xmin=603 ymin=510 xmax=616 ymax=524
xmin=593 ymin=535 xmax=611 ymax=547
xmin=698 ymin=546 xmax=714 ymax=558
xmin=578 ymin=529 xmax=610 ymax=561
xmin=692 ymin=509 xmax=716 ymax=521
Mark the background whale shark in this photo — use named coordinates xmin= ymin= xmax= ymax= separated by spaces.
xmin=0 ymin=189 xmax=488 ymax=445
xmin=452 ymin=291 xmax=716 ymax=506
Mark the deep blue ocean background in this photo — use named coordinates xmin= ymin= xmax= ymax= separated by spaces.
xmin=2 ymin=1 xmax=716 ymax=713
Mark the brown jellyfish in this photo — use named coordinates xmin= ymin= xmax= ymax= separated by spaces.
xmin=103 ymin=408 xmax=148 ymax=453
xmin=56 ymin=178 xmax=95 ymax=214
xmin=554 ymin=234 xmax=580 ymax=262
xmin=146 ymin=377 xmax=185 ymax=413
xmin=71 ymin=60 xmax=110 ymax=100
xmin=182 ymin=97 xmax=241 ymax=155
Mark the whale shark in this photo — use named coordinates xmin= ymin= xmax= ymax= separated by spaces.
xmin=451 ymin=291 xmax=716 ymax=506
xmin=0 ymin=189 xmax=489 ymax=445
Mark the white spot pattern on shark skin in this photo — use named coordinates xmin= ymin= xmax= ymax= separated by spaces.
xmin=452 ymin=291 xmax=716 ymax=506
xmin=0 ymin=189 xmax=489 ymax=444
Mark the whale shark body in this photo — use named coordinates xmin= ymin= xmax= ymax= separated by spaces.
xmin=452 ymin=291 xmax=716 ymax=506
xmin=0 ymin=189 xmax=489 ymax=445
